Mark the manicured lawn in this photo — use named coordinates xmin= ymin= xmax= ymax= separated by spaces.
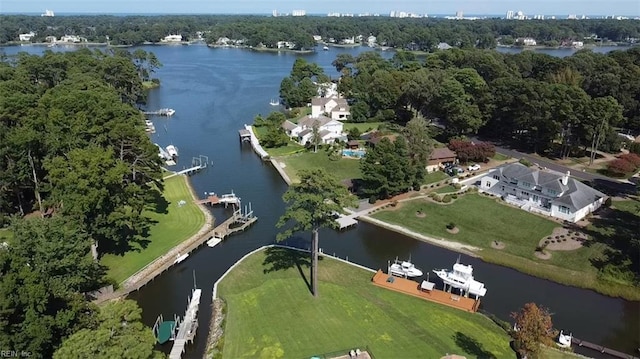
xmin=218 ymin=247 xmax=513 ymax=359
xmin=540 ymin=347 xmax=584 ymax=359
xmin=252 ymin=125 xmax=306 ymax=157
xmin=342 ymin=121 xmax=384 ymax=133
xmin=277 ymin=151 xmax=362 ymax=183
xmin=100 ymin=175 xmax=206 ymax=284
xmin=373 ymin=194 xmax=557 ymax=259
xmin=434 ymin=184 xmax=459 ymax=194
xmin=423 ymin=170 xmax=450 ymax=185
xmin=492 ymin=153 xmax=511 ymax=161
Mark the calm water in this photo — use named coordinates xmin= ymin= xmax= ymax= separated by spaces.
xmin=3 ymin=44 xmax=638 ymax=358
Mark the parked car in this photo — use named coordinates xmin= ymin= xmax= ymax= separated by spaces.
xmin=467 ymin=164 xmax=481 ymax=171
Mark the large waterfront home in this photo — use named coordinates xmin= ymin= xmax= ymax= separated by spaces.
xmin=311 ymin=96 xmax=350 ymax=120
xmin=282 ymin=115 xmax=346 ymax=145
xmin=479 ymin=163 xmax=606 ymax=223
xmin=161 ymin=34 xmax=182 ymax=42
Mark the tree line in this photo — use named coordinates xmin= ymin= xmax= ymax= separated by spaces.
xmin=1 ymin=15 xmax=639 ymax=49
xmin=0 ymin=49 xmax=164 ymax=358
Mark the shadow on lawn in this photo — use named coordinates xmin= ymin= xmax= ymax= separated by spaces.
xmin=262 ymin=247 xmax=317 ymax=294
xmin=454 ymin=332 xmax=497 ymax=359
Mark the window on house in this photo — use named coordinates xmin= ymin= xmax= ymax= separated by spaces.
xmin=485 ymin=181 xmax=491 ymax=187
xmin=533 ymin=195 xmax=539 ymax=202
xmin=558 ymin=206 xmax=571 ymax=214
xmin=521 ymin=191 xmax=528 ymax=197
xmin=522 ymin=182 xmax=530 ymax=188
xmin=493 ymin=175 xmax=500 ymax=180
xmin=547 ymin=189 xmax=557 ymax=196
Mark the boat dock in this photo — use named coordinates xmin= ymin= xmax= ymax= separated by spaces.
xmin=211 ymin=204 xmax=257 ymax=240
xmin=371 ymin=270 xmax=480 ymax=313
xmin=240 ymin=125 xmax=269 ymax=160
xmin=144 ymin=108 xmax=175 ymax=116
xmin=335 ymin=213 xmax=358 ymax=230
xmin=197 ymin=191 xmax=240 ymax=207
xmin=571 ymin=337 xmax=639 ymax=359
xmin=169 ymin=288 xmax=202 ymax=359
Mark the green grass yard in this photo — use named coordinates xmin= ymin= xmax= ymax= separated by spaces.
xmin=0 ymin=228 xmax=12 ymax=243
xmin=342 ymin=121 xmax=384 ymax=133
xmin=433 ymin=184 xmax=460 ymax=194
xmin=277 ymin=151 xmax=362 ymax=183
xmin=100 ymin=175 xmax=206 ymax=284
xmin=423 ymin=170 xmax=450 ymax=185
xmin=217 ymin=247 xmax=513 ymax=359
xmin=371 ymin=194 xmax=639 ymax=300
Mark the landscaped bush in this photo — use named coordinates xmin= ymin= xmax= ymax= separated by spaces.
xmin=446 ymin=222 xmax=456 ymax=230
xmin=368 ymin=195 xmax=377 ymax=204
xmin=607 ymin=158 xmax=636 ymax=176
xmin=519 ymin=158 xmax=532 ymax=167
xmin=451 ymin=194 xmax=458 ymax=199
xmin=447 ymin=139 xmax=495 ymax=162
xmin=604 ymin=197 xmax=612 ymax=207
xmin=442 ymin=195 xmax=452 ymax=203
xmin=619 ymin=153 xmax=640 ymax=167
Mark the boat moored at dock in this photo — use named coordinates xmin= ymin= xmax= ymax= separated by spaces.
xmin=166 ymin=145 xmax=179 ymax=159
xmin=388 ymin=257 xmax=423 ymax=278
xmin=433 ymin=257 xmax=487 ymax=299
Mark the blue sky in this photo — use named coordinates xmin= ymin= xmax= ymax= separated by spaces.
xmin=2 ymin=0 xmax=639 ymax=16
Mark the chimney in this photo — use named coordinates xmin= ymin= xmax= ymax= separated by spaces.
xmin=561 ymin=171 xmax=570 ymax=186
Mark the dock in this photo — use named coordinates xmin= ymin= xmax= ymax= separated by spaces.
xmin=169 ymin=288 xmax=202 ymax=359
xmin=371 ymin=270 xmax=480 ymax=313
xmin=335 ymin=213 xmax=358 ymax=229
xmin=197 ymin=191 xmax=240 ymax=207
xmin=144 ymin=108 xmax=175 ymax=116
xmin=211 ymin=203 xmax=257 ymax=240
xmin=242 ymin=124 xmax=269 ymax=160
xmin=571 ymin=337 xmax=639 ymax=359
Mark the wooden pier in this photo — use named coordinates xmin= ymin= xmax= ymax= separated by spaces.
xmin=211 ymin=204 xmax=257 ymax=240
xmin=169 ymin=288 xmax=202 ymax=359
xmin=571 ymin=337 xmax=639 ymax=359
xmin=371 ymin=270 xmax=480 ymax=313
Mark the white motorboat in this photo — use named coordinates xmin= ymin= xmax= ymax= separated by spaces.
xmin=207 ymin=236 xmax=222 ymax=247
xmin=557 ymin=330 xmax=572 ymax=348
xmin=433 ymin=257 xmax=487 ymax=298
xmin=388 ymin=257 xmax=423 ymax=278
xmin=269 ymin=99 xmax=279 ymax=106
xmin=159 ymin=108 xmax=176 ymax=116
xmin=156 ymin=143 xmax=170 ymax=160
xmin=174 ymin=253 xmax=189 ymax=264
xmin=166 ymin=145 xmax=178 ymax=159
xmin=323 ymin=46 xmax=329 ymax=51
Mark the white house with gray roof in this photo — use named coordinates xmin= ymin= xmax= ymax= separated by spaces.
xmin=479 ymin=163 xmax=606 ymax=223
xmin=311 ymin=96 xmax=350 ymax=120
xmin=282 ymin=115 xmax=347 ymax=145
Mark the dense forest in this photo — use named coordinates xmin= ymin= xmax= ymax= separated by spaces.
xmin=278 ymin=47 xmax=640 ymax=157
xmin=1 ymin=15 xmax=640 ymax=50
xmin=0 ymin=49 xmax=163 ymax=358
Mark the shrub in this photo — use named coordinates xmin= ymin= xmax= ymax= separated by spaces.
xmin=368 ymin=195 xmax=377 ymax=204
xmin=629 ymin=142 xmax=640 ymax=155
xmin=607 ymin=158 xmax=635 ymax=176
xmin=619 ymin=153 xmax=640 ymax=167
xmin=453 ymin=183 xmax=462 ymax=189
xmin=446 ymin=222 xmax=456 ymax=230
xmin=451 ymin=194 xmax=458 ymax=199
xmin=447 ymin=139 xmax=495 ymax=162
xmin=604 ymin=197 xmax=612 ymax=207
xmin=442 ymin=195 xmax=452 ymax=203
xmin=390 ymin=200 xmax=398 ymax=207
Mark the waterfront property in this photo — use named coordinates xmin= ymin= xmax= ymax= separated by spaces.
xmin=311 ymin=96 xmax=351 ymax=120
xmin=100 ymin=175 xmax=206 ymax=283
xmin=277 ymin=151 xmax=362 ymax=183
xmin=282 ymin=115 xmax=347 ymax=145
xmin=479 ymin=163 xmax=606 ymax=222
xmin=216 ymin=247 xmax=512 ymax=359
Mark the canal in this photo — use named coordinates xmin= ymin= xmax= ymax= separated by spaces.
xmin=3 ymin=43 xmax=638 ymax=358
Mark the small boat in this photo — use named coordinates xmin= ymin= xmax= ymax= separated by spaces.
xmin=269 ymin=99 xmax=279 ymax=106
xmin=166 ymin=145 xmax=178 ymax=158
xmin=174 ymin=253 xmax=189 ymax=264
xmin=159 ymin=108 xmax=176 ymax=116
xmin=388 ymin=256 xmax=423 ymax=278
xmin=557 ymin=330 xmax=572 ymax=348
xmin=207 ymin=236 xmax=222 ymax=247
xmin=323 ymin=46 xmax=329 ymax=51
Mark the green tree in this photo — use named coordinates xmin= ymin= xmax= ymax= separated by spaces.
xmin=360 ymin=137 xmax=412 ymax=199
xmin=511 ymin=303 xmax=555 ymax=359
xmin=0 ymin=217 xmax=103 ymax=358
xmin=310 ymin=122 xmax=321 ymax=153
xmin=403 ymin=115 xmax=432 ymax=187
xmin=54 ymin=300 xmax=163 ymax=359
xmin=276 ymin=169 xmax=355 ymax=297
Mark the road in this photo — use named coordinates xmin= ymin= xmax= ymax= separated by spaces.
xmin=486 ymin=141 xmax=637 ymax=195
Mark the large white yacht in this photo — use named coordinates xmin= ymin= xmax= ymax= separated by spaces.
xmin=433 ymin=258 xmax=487 ymax=298
xmin=388 ymin=257 xmax=423 ymax=278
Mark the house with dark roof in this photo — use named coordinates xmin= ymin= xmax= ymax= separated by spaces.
xmin=479 ymin=163 xmax=606 ymax=223
xmin=427 ymin=148 xmax=457 ymax=172
xmin=311 ymin=96 xmax=350 ymax=120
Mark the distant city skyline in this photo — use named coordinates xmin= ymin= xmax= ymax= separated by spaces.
xmin=2 ymin=0 xmax=639 ymax=16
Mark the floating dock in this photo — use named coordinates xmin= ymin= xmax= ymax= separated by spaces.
xmin=335 ymin=213 xmax=358 ymax=229
xmin=211 ymin=204 xmax=257 ymax=240
xmin=571 ymin=337 xmax=639 ymax=359
xmin=169 ymin=288 xmax=201 ymax=359
xmin=371 ymin=270 xmax=480 ymax=313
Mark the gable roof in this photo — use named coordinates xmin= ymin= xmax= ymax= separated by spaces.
xmin=495 ymin=163 xmax=606 ymax=210
xmin=298 ymin=115 xmax=335 ymax=128
xmin=281 ymin=120 xmax=297 ymax=131
xmin=429 ymin=148 xmax=456 ymax=160
xmin=298 ymin=129 xmax=312 ymax=137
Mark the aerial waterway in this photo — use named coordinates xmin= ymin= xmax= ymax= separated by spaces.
xmin=4 ymin=43 xmax=637 ymax=358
